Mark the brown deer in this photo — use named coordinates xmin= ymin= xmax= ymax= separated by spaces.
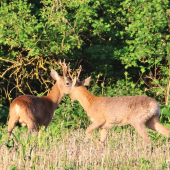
xmin=8 ymin=60 xmax=72 ymax=140
xmin=69 ymin=66 xmax=170 ymax=146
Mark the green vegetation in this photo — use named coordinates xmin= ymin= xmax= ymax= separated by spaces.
xmin=0 ymin=0 xmax=170 ymax=107
xmin=0 ymin=0 xmax=170 ymax=168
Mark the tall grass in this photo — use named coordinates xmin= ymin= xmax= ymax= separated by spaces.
xmin=0 ymin=124 xmax=170 ymax=170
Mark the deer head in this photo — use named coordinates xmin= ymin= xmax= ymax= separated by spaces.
xmin=69 ymin=65 xmax=91 ymax=101
xmin=50 ymin=59 xmax=72 ymax=95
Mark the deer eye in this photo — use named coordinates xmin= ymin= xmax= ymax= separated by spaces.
xmin=66 ymin=82 xmax=70 ymax=86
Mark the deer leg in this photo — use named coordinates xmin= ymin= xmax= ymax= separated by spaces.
xmin=86 ymin=122 xmax=104 ymax=146
xmin=100 ymin=128 xmax=108 ymax=143
xmin=8 ymin=115 xmax=19 ymax=140
xmin=34 ymin=123 xmax=39 ymax=132
xmin=27 ymin=122 xmax=35 ymax=133
xmin=146 ymin=118 xmax=170 ymax=137
xmin=131 ymin=122 xmax=150 ymax=142
xmin=23 ymin=115 xmax=35 ymax=134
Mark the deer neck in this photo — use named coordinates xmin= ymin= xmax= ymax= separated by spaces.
xmin=76 ymin=86 xmax=95 ymax=112
xmin=46 ymin=82 xmax=64 ymax=110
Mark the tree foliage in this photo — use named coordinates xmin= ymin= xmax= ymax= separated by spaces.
xmin=0 ymin=0 xmax=170 ymax=122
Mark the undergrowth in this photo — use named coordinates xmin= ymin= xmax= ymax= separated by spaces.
xmin=0 ymin=124 xmax=170 ymax=170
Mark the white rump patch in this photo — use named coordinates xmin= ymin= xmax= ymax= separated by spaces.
xmin=15 ymin=104 xmax=21 ymax=117
xmin=149 ymin=102 xmax=160 ymax=116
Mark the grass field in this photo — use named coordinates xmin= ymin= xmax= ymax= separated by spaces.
xmin=0 ymin=124 xmax=170 ymax=170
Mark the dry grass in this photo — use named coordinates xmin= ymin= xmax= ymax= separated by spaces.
xmin=0 ymin=125 xmax=170 ymax=170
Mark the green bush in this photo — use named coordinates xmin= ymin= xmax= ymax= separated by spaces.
xmin=160 ymin=105 xmax=170 ymax=129
xmin=0 ymin=0 xmax=170 ymax=126
xmin=53 ymin=95 xmax=90 ymax=129
xmin=0 ymin=104 xmax=9 ymax=126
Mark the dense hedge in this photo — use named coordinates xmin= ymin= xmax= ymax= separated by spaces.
xmin=0 ymin=0 xmax=170 ymax=125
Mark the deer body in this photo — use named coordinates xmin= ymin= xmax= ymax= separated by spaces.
xmin=76 ymin=87 xmax=159 ymax=127
xmin=70 ymin=76 xmax=170 ymax=145
xmin=8 ymin=60 xmax=72 ymax=140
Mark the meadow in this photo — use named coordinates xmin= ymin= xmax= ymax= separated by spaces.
xmin=0 ymin=122 xmax=170 ymax=170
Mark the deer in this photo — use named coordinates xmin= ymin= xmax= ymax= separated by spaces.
xmin=8 ymin=60 xmax=72 ymax=140
xmin=69 ymin=66 xmax=170 ymax=146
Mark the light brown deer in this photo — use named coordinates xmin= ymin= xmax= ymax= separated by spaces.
xmin=69 ymin=67 xmax=170 ymax=146
xmin=8 ymin=60 xmax=72 ymax=140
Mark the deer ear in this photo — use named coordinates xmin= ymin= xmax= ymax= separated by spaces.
xmin=81 ymin=76 xmax=91 ymax=86
xmin=72 ymin=77 xmax=78 ymax=86
xmin=50 ymin=69 xmax=60 ymax=81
